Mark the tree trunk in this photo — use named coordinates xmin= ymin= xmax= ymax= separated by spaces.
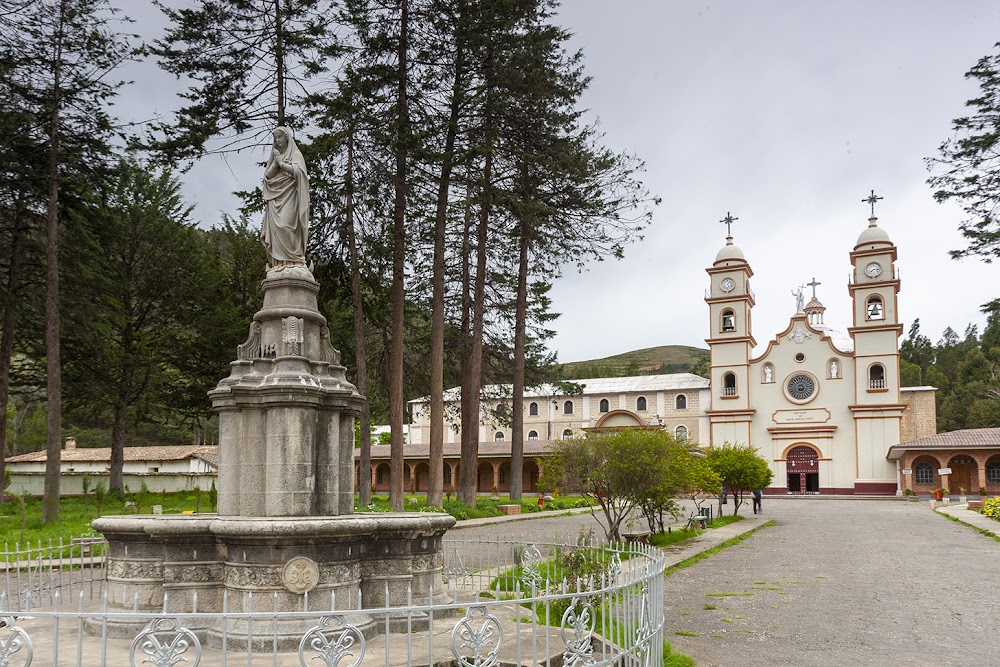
xmin=109 ymin=400 xmax=127 ymax=491
xmin=460 ymin=141 xmax=492 ymax=506
xmin=0 ymin=201 xmax=27 ymax=487
xmin=274 ymin=0 xmax=285 ymax=126
xmin=345 ymin=122 xmax=372 ymax=506
xmin=388 ymin=0 xmax=409 ymax=511
xmin=509 ymin=225 xmax=529 ymax=501
xmin=458 ymin=187 xmax=474 ymax=503
xmin=42 ymin=11 xmax=65 ymax=523
xmin=428 ymin=26 xmax=466 ymax=508
xmin=459 ymin=29 xmax=496 ymax=506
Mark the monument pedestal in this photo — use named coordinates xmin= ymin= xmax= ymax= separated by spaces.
xmin=92 ymin=512 xmax=455 ymax=649
xmin=91 ymin=265 xmax=455 ymax=650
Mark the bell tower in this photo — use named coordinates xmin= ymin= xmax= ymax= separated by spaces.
xmin=706 ymin=213 xmax=756 ymax=447
xmin=848 ymin=192 xmax=905 ymax=494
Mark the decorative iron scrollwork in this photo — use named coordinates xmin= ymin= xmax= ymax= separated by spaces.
xmin=0 ymin=616 xmax=32 ymax=667
xmin=561 ymin=596 xmax=596 ymax=667
xmin=451 ymin=605 xmax=502 ymax=667
xmin=634 ymin=585 xmax=655 ymax=667
xmin=605 ymin=551 xmax=622 ymax=586
xmin=298 ymin=615 xmax=365 ymax=667
xmin=129 ymin=617 xmax=201 ymax=667
xmin=520 ymin=543 xmax=543 ymax=591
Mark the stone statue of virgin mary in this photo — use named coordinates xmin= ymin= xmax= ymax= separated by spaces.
xmin=261 ymin=126 xmax=309 ymax=269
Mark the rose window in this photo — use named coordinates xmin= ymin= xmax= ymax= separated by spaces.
xmin=787 ymin=374 xmax=816 ymax=401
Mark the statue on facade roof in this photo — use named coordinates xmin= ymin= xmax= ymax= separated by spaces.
xmin=791 ymin=285 xmax=805 ymax=313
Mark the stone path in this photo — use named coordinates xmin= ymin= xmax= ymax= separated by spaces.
xmin=665 ymin=498 xmax=1000 ymax=666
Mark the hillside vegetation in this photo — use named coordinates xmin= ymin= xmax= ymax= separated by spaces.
xmin=558 ymin=345 xmax=709 ymax=380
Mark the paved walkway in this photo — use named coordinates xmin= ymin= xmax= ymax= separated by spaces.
xmin=665 ymin=498 xmax=1000 ymax=667
xmin=936 ymin=502 xmax=1000 ymax=537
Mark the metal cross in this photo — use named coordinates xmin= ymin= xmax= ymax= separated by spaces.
xmin=862 ymin=189 xmax=883 ymax=216
xmin=807 ymin=277 xmax=821 ymax=299
xmin=720 ymin=212 xmax=738 ymax=236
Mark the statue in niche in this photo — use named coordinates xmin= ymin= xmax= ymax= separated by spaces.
xmin=830 ymin=360 xmax=839 ymax=378
xmin=764 ymin=365 xmax=773 ymax=383
xmin=261 ymin=127 xmax=309 ymax=269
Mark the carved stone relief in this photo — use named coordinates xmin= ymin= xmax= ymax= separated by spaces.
xmin=282 ymin=556 xmax=320 ymax=594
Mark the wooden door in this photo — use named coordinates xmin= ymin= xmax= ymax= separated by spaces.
xmin=950 ymin=464 xmax=972 ymax=494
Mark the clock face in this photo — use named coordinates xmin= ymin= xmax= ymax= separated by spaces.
xmin=865 ymin=262 xmax=882 ymax=278
xmin=720 ymin=278 xmax=735 ymax=293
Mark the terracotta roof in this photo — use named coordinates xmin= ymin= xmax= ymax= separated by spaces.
xmin=194 ymin=448 xmax=220 ymax=467
xmin=6 ymin=445 xmax=219 ymax=465
xmin=887 ymin=428 xmax=1000 ymax=460
xmin=360 ymin=441 xmax=555 ymax=460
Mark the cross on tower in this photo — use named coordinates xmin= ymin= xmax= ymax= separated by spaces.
xmin=807 ymin=277 xmax=821 ymax=299
xmin=862 ymin=189 xmax=883 ymax=216
xmin=720 ymin=212 xmax=738 ymax=236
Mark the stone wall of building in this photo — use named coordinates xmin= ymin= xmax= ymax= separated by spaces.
xmin=901 ymin=387 xmax=937 ymax=442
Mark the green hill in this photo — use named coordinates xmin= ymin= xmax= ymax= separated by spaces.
xmin=558 ymin=345 xmax=709 ymax=380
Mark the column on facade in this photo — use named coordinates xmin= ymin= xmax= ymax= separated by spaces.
xmin=491 ymin=460 xmax=500 ymax=493
xmin=448 ymin=461 xmax=458 ymax=491
xmin=978 ymin=466 xmax=988 ymax=495
xmin=940 ymin=472 xmax=950 ymax=494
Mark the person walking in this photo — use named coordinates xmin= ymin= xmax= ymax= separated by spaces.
xmin=752 ymin=488 xmax=763 ymax=514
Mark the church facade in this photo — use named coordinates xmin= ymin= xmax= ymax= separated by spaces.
xmin=705 ymin=213 xmax=936 ymax=495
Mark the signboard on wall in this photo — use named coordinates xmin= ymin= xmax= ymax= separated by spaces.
xmin=938 ymin=468 xmax=952 ymax=475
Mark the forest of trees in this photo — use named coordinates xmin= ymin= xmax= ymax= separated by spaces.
xmin=0 ymin=0 xmax=656 ymax=518
xmin=900 ymin=314 xmax=1000 ymax=433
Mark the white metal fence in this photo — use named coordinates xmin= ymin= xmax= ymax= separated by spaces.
xmin=0 ymin=534 xmax=665 ymax=666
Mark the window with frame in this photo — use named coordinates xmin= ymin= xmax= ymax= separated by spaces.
xmin=562 ymin=429 xmax=573 ymax=438
xmin=987 ymin=461 xmax=1000 ymax=483
xmin=494 ymin=432 xmax=504 ymax=442
xmin=675 ymin=425 xmax=688 ymax=440
xmin=495 ymin=403 xmax=507 ymax=419
xmin=528 ymin=430 xmax=538 ymax=441
xmin=868 ymin=363 xmax=886 ymax=389
xmin=529 ymin=402 xmax=539 ymax=416
xmin=914 ymin=462 xmax=934 ymax=485
xmin=563 ymin=400 xmax=574 ymax=414
xmin=636 ymin=396 xmax=647 ymax=411
xmin=676 ymin=394 xmax=687 ymax=409
xmin=499 ymin=470 xmax=506 ymax=484
xmin=599 ymin=398 xmax=609 ymax=413
xmin=376 ymin=469 xmax=384 ymax=485
xmin=722 ymin=372 xmax=737 ymax=396
xmin=444 ymin=467 xmax=451 ymax=484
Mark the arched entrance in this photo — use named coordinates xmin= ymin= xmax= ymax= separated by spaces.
xmin=413 ymin=462 xmax=430 ymax=492
xmin=787 ymin=445 xmax=819 ymax=494
xmin=477 ymin=461 xmax=494 ymax=494
xmin=947 ymin=455 xmax=977 ymax=494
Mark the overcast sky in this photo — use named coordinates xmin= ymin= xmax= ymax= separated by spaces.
xmin=119 ymin=1 xmax=1000 ymax=364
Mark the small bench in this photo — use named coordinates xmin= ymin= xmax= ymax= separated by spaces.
xmin=622 ymin=531 xmax=652 ymax=544
xmin=685 ymin=514 xmax=708 ymax=530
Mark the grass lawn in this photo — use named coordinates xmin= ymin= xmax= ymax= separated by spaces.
xmin=0 ymin=491 xmax=594 ymax=546
xmin=648 ymin=514 xmax=745 ymax=548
